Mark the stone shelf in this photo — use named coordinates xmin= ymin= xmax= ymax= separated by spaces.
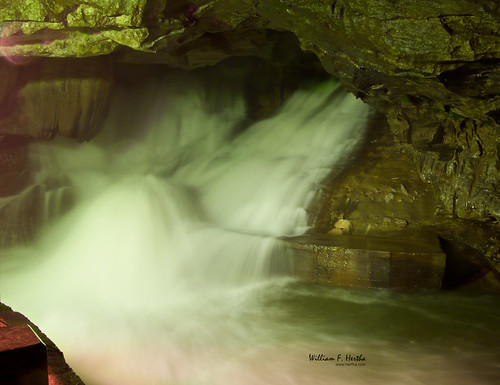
xmin=284 ymin=234 xmax=446 ymax=290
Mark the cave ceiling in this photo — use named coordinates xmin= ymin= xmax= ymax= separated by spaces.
xmin=0 ymin=0 xmax=499 ymax=260
xmin=0 ymin=1 xmax=498 ymax=122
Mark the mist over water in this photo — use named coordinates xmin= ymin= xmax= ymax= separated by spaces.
xmin=1 ymin=67 xmax=499 ymax=385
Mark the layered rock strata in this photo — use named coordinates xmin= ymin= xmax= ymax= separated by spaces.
xmin=0 ymin=1 xmax=498 ymax=268
xmin=0 ymin=57 xmax=111 ymax=246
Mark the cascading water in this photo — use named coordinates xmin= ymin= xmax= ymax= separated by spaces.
xmin=1 ymin=65 xmax=499 ymax=385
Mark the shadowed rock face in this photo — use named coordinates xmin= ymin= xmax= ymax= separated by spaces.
xmin=0 ymin=56 xmax=111 ymax=246
xmin=0 ymin=1 xmax=498 ymax=266
xmin=0 ymin=57 xmax=112 ymax=141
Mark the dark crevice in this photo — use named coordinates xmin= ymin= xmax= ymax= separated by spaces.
xmin=439 ymin=237 xmax=490 ymax=290
xmin=438 ymin=59 xmax=500 ymax=97
xmin=476 ymin=140 xmax=484 ymax=157
xmin=486 ymin=109 xmax=500 ymax=123
xmin=331 ymin=1 xmax=345 ymax=19
xmin=162 ymin=1 xmax=199 ymax=28
xmin=430 ymin=126 xmax=445 ymax=145
xmin=439 ymin=17 xmax=454 ymax=35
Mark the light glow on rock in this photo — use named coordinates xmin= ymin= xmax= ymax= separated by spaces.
xmin=3 ymin=68 xmax=497 ymax=385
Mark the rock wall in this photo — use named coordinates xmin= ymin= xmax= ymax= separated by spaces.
xmin=0 ymin=0 xmax=497 ymax=213
xmin=0 ymin=57 xmax=112 ymax=141
xmin=0 ymin=56 xmax=110 ymax=246
xmin=0 ymin=1 xmax=498 ymax=264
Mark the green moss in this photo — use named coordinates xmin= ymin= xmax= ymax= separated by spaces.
xmin=448 ymin=110 xmax=466 ymax=120
xmin=400 ymin=95 xmax=411 ymax=104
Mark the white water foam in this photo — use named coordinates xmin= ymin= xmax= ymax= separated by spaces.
xmin=0 ymin=68 xmax=372 ymax=384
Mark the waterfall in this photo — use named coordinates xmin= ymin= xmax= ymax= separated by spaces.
xmin=1 ymin=66 xmax=499 ymax=385
xmin=0 ymin=67 xmax=375 ymax=384
xmin=8 ymin=68 xmax=368 ymax=288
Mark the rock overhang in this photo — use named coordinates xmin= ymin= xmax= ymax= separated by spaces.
xmin=0 ymin=0 xmax=498 ymax=269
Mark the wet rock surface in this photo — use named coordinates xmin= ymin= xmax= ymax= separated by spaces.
xmin=0 ymin=57 xmax=113 ymax=142
xmin=0 ymin=303 xmax=85 ymax=385
xmin=0 ymin=137 xmax=75 ymax=247
xmin=312 ymin=114 xmax=500 ymax=273
xmin=286 ymin=233 xmax=446 ymax=290
xmin=0 ymin=136 xmax=32 ymax=197
xmin=0 ymin=56 xmax=109 ymax=246
xmin=0 ymin=0 xmax=498 ymax=267
xmin=0 ymin=324 xmax=48 ymax=385
xmin=312 ymin=114 xmax=439 ymax=237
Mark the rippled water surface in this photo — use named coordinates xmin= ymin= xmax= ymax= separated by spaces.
xmin=1 ymin=65 xmax=499 ymax=385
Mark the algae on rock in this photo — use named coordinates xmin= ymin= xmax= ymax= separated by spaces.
xmin=0 ymin=0 xmax=498 ymax=266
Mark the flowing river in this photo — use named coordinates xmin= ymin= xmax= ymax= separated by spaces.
xmin=1 ymin=65 xmax=499 ymax=385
